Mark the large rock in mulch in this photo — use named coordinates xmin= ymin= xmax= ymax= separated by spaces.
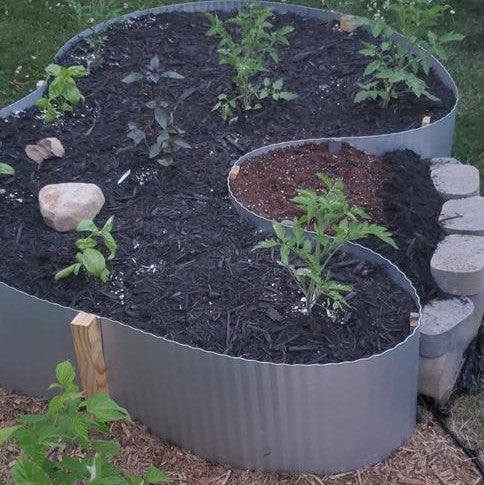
xmin=419 ymin=345 xmax=466 ymax=403
xmin=39 ymin=183 xmax=105 ymax=232
xmin=431 ymin=234 xmax=484 ymax=295
xmin=431 ymin=164 xmax=480 ymax=200
xmin=419 ymin=297 xmax=475 ymax=358
xmin=439 ymin=196 xmax=484 ymax=235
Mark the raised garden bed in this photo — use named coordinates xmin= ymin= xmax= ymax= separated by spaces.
xmin=0 ymin=0 xmax=469 ymax=475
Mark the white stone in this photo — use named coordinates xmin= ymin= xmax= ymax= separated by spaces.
xmin=439 ymin=196 xmax=484 ymax=235
xmin=419 ymin=297 xmax=474 ymax=358
xmin=431 ymin=164 xmax=479 ymax=200
xmin=431 ymin=234 xmax=484 ymax=295
xmin=39 ymin=183 xmax=105 ymax=232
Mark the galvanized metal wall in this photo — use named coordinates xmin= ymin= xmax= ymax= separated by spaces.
xmin=0 ymin=1 xmax=426 ymax=474
xmin=99 ymin=244 xmax=420 ymax=473
xmin=0 ymin=283 xmax=77 ymax=396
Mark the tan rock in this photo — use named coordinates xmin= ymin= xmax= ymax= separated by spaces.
xmin=39 ymin=183 xmax=105 ymax=232
xmin=25 ymin=137 xmax=65 ymax=166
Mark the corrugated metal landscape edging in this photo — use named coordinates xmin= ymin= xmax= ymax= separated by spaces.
xmin=0 ymin=0 xmax=425 ymax=474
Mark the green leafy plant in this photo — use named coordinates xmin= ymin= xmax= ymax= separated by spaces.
xmin=122 ymin=54 xmax=184 ymax=85
xmin=55 ymin=216 xmax=117 ymax=283
xmin=0 ymin=161 xmax=15 ymax=195
xmin=254 ymin=173 xmax=397 ymax=316
xmin=206 ymin=7 xmax=297 ymax=119
xmin=353 ymin=0 xmax=464 ymax=108
xmin=0 ymin=360 xmax=168 ymax=484
xmin=85 ymin=33 xmax=108 ymax=71
xmin=127 ymin=101 xmax=191 ymax=167
xmin=37 ymin=64 xmax=88 ymax=122
xmin=354 ymin=17 xmax=439 ymax=107
xmin=387 ymin=0 xmax=464 ymax=61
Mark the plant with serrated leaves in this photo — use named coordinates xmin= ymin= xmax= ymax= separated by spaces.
xmin=254 ymin=173 xmax=397 ymax=316
xmin=0 ymin=360 xmax=169 ymax=484
xmin=206 ymin=7 xmax=296 ymax=119
xmin=0 ymin=162 xmax=15 ymax=195
xmin=37 ymin=64 xmax=88 ymax=122
xmin=122 ymin=54 xmax=184 ymax=85
xmin=354 ymin=17 xmax=439 ymax=108
xmin=386 ymin=0 xmax=464 ymax=61
xmin=55 ymin=216 xmax=117 ymax=283
xmin=127 ymin=101 xmax=191 ymax=167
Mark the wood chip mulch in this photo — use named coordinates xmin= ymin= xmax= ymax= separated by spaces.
xmin=0 ymin=389 xmax=482 ymax=485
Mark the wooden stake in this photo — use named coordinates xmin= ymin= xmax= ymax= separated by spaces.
xmin=71 ymin=312 xmax=110 ymax=398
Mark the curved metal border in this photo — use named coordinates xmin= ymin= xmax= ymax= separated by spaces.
xmin=0 ymin=1 xmax=426 ymax=474
xmin=0 ymin=1 xmax=458 ymax=158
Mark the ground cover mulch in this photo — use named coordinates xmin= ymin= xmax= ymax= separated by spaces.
xmin=0 ymin=10 xmax=450 ymax=364
xmin=0 ymin=388 xmax=481 ymax=485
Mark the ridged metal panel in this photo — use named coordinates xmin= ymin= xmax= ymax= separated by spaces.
xmin=0 ymin=282 xmax=77 ymax=397
xmin=0 ymin=0 xmax=423 ymax=474
xmin=99 ymin=242 xmax=420 ymax=473
xmin=0 ymin=1 xmax=458 ymax=158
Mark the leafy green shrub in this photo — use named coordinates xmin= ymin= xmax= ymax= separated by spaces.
xmin=353 ymin=0 xmax=463 ymax=108
xmin=206 ymin=7 xmax=297 ymax=120
xmin=55 ymin=216 xmax=117 ymax=282
xmin=387 ymin=0 xmax=464 ymax=61
xmin=37 ymin=64 xmax=88 ymax=122
xmin=254 ymin=173 xmax=397 ymax=315
xmin=0 ymin=162 xmax=15 ymax=195
xmin=0 ymin=361 xmax=168 ymax=484
xmin=127 ymin=101 xmax=191 ymax=167
xmin=354 ymin=17 xmax=439 ymax=107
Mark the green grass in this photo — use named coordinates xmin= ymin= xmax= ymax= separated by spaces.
xmin=0 ymin=0 xmax=482 ymax=171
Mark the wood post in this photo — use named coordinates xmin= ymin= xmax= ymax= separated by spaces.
xmin=71 ymin=312 xmax=110 ymax=398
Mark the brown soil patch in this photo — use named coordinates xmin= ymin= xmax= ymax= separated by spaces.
xmin=230 ymin=143 xmax=388 ymax=223
xmin=0 ymin=388 xmax=481 ymax=485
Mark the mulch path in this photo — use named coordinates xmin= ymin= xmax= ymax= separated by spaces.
xmin=0 ymin=388 xmax=481 ymax=485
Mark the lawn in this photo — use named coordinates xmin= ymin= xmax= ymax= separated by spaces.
xmin=0 ymin=0 xmax=482 ymax=174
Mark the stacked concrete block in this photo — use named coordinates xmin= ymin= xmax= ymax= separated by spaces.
xmin=418 ymin=159 xmax=484 ymax=403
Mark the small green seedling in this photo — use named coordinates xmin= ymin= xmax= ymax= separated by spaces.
xmin=206 ymin=7 xmax=297 ymax=119
xmin=0 ymin=162 xmax=15 ymax=195
xmin=127 ymin=101 xmax=191 ymax=167
xmin=0 ymin=360 xmax=169 ymax=484
xmin=37 ymin=63 xmax=88 ymax=122
xmin=55 ymin=216 xmax=117 ymax=283
xmin=254 ymin=174 xmax=397 ymax=316
xmin=122 ymin=54 xmax=184 ymax=84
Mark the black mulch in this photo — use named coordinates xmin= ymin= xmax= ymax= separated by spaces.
xmin=0 ymin=10 xmax=451 ymax=364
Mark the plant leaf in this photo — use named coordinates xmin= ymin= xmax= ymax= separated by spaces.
xmin=122 ymin=72 xmax=143 ymax=84
xmin=86 ymin=394 xmax=130 ymax=423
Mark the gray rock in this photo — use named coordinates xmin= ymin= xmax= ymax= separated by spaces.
xmin=431 ymin=164 xmax=479 ymax=200
xmin=39 ymin=183 xmax=105 ymax=232
xmin=419 ymin=346 xmax=466 ymax=403
xmin=431 ymin=234 xmax=484 ymax=295
xmin=439 ymin=196 xmax=484 ymax=235
xmin=419 ymin=297 xmax=474 ymax=358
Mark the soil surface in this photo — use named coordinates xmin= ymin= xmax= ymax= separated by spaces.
xmin=230 ymin=143 xmax=387 ymax=222
xmin=1 ymin=389 xmax=482 ymax=485
xmin=230 ymin=143 xmax=446 ymax=303
xmin=0 ymin=9 xmax=449 ymax=365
